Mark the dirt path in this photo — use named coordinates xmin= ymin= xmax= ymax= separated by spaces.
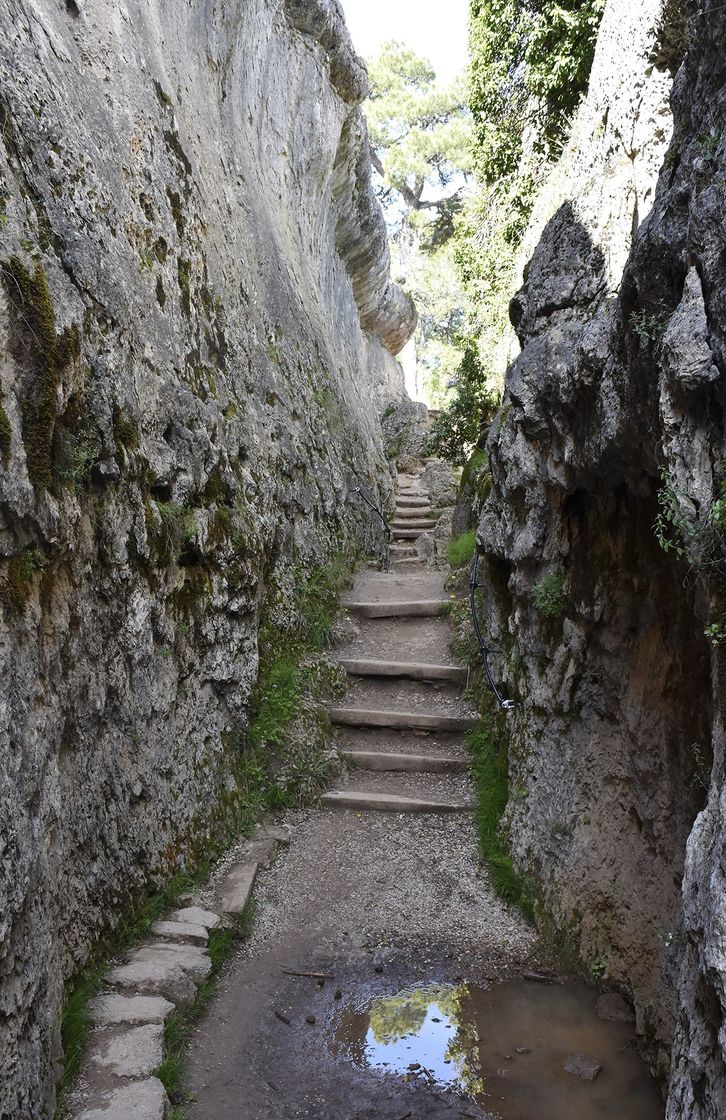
xmin=182 ymin=463 xmax=537 ymax=1120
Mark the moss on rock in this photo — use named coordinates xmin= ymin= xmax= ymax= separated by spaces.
xmin=2 ymin=256 xmax=80 ymax=492
xmin=0 ymin=384 xmax=11 ymax=462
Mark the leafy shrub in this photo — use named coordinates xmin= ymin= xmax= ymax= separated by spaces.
xmin=469 ymin=0 xmax=606 ymax=183
xmin=425 ymin=344 xmax=499 ymax=465
xmin=630 ymin=309 xmax=667 ymax=348
xmin=533 ymin=569 xmax=566 ymax=617
xmin=654 ymin=470 xmax=726 ymax=577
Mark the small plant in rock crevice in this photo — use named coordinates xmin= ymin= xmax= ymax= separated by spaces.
xmin=533 ymin=569 xmax=566 ymax=618
xmin=704 ymin=621 xmax=726 ymax=647
xmin=697 ymin=131 xmax=720 ymax=161
xmin=691 ymin=742 xmax=711 ymax=791
xmin=629 ymin=308 xmax=667 ymax=349
xmin=654 ymin=469 xmax=726 ymax=581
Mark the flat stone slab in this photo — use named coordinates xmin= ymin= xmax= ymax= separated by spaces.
xmin=75 ymin=1077 xmax=168 ymax=1120
xmin=391 ymin=519 xmax=437 ymax=530
xmin=150 ymin=919 xmax=209 ymax=946
xmin=167 ymin=905 xmax=221 ymax=929
xmin=106 ymin=943 xmax=211 ymax=1004
xmin=89 ymin=993 xmax=175 ymax=1028
xmin=244 ymin=837 xmax=277 ymax=866
xmin=564 ymin=1053 xmax=603 ymax=1081
xmin=343 ymin=750 xmax=468 ymax=774
xmin=596 ymin=992 xmax=636 ymax=1022
xmin=337 ymin=657 xmax=466 ymax=683
xmin=320 ymin=790 xmax=472 ymax=813
xmin=344 ymin=599 xmax=448 ymax=618
xmin=329 ymin=707 xmax=476 ymax=732
xmin=90 ymin=1023 xmax=164 ymax=1079
xmin=396 ymin=497 xmax=432 ymax=507
xmin=391 ymin=529 xmax=431 ymax=540
xmin=219 ymin=861 xmax=257 ymax=914
xmin=253 ymin=824 xmax=290 ymax=845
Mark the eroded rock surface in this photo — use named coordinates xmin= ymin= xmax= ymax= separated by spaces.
xmin=0 ymin=1 xmax=414 ymax=1115
xmin=477 ymin=0 xmax=726 ymax=1110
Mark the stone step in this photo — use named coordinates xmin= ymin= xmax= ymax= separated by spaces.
xmin=391 ymin=519 xmax=437 ymax=530
xmin=342 ymin=750 xmax=468 ymax=773
xmin=394 ymin=504 xmax=434 ymax=515
xmin=329 ymin=707 xmax=476 ymax=732
xmin=392 ymin=559 xmax=422 ymax=572
xmin=394 ymin=512 xmax=434 ymax=524
xmin=332 ymin=616 xmax=455 ymax=666
xmin=389 ymin=544 xmax=416 ymax=556
xmin=344 ymin=599 xmax=447 ymax=618
xmin=335 ymin=725 xmax=469 ymax=759
xmin=337 ymin=657 xmax=467 ymax=683
xmin=392 ymin=528 xmax=430 ymax=540
xmin=319 ymin=790 xmax=471 ymax=813
xmin=395 ymin=496 xmax=431 ymax=508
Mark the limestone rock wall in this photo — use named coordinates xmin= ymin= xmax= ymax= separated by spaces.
xmin=477 ymin=0 xmax=726 ymax=1109
xmin=0 ymin=1 xmax=413 ymax=1115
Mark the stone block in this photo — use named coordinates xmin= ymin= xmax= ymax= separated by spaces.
xmin=75 ymin=1077 xmax=168 ymax=1120
xmin=150 ymin=920 xmax=209 ymax=946
xmin=90 ymin=1023 xmax=164 ymax=1079
xmin=596 ymin=992 xmax=635 ymax=1023
xmin=106 ymin=944 xmax=211 ymax=1004
xmin=89 ymin=994 xmax=175 ymax=1028
xmin=167 ymin=906 xmax=221 ymax=930
xmin=219 ymin=861 xmax=257 ymax=915
xmin=564 ymin=1053 xmax=602 ymax=1081
xmin=253 ymin=824 xmax=291 ymax=846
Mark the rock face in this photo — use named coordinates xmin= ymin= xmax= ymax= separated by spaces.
xmin=478 ymin=0 xmax=726 ymax=1109
xmin=0 ymin=1 xmax=414 ymax=1115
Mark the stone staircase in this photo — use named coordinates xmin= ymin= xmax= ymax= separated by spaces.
xmin=322 ymin=464 xmax=476 ymax=814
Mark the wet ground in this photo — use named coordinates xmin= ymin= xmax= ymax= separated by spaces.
xmin=182 ymin=808 xmax=664 ymax=1120
xmin=334 ymin=977 xmax=664 ymax=1120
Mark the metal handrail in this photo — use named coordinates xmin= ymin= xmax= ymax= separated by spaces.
xmin=348 ymin=485 xmax=392 ymax=539
xmin=470 ymin=550 xmax=515 ymax=711
xmin=346 ymin=466 xmax=392 ymax=540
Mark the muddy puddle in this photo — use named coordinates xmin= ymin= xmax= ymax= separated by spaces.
xmin=332 ymin=977 xmax=664 ymax=1119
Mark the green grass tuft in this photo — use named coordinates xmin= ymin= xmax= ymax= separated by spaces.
xmin=448 ymin=530 xmax=477 ymax=569
xmin=248 ymin=656 xmax=301 ymax=749
xmin=59 ymin=966 xmax=106 ymax=1090
xmin=467 ymin=715 xmax=533 ymax=920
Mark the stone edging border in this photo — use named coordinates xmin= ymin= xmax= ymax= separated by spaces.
xmin=65 ymin=825 xmax=290 ymax=1120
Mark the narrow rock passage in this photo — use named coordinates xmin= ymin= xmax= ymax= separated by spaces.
xmin=183 ymin=462 xmax=536 ymax=1119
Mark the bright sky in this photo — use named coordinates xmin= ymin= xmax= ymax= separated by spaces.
xmin=339 ymin=0 xmax=470 ymax=84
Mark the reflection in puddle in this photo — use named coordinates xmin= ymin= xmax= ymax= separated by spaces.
xmin=332 ymin=979 xmax=664 ymax=1119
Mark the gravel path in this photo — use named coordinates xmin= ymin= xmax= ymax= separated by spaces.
xmin=182 ymin=465 xmax=537 ymax=1120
